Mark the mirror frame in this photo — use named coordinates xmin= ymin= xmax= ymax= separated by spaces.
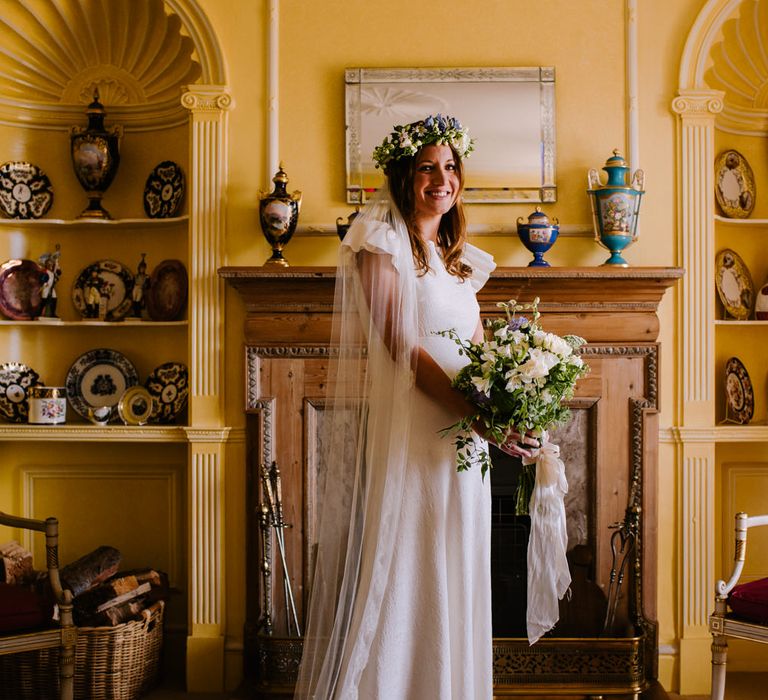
xmin=345 ymin=67 xmax=556 ymax=205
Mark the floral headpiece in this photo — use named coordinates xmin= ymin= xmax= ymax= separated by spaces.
xmin=372 ymin=114 xmax=474 ymax=171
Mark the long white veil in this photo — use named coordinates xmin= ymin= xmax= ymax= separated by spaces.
xmin=294 ymin=186 xmax=420 ymax=699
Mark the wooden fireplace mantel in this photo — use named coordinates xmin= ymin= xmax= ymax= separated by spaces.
xmin=220 ymin=265 xmax=682 ymax=698
xmin=220 ymin=266 xmax=683 ymax=346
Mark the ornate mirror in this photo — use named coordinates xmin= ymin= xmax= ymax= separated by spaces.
xmin=345 ymin=67 xmax=556 ymax=204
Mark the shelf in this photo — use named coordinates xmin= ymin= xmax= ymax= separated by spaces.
xmin=715 ymin=424 xmax=768 ymax=442
xmin=715 ymin=215 xmax=768 ymax=226
xmin=0 ymin=424 xmax=188 ymax=442
xmin=714 ymin=320 xmax=768 ymax=326
xmin=671 ymin=425 xmax=768 ymax=442
xmin=0 ymin=216 xmax=188 ymax=229
xmin=0 ymin=320 xmax=187 ymax=327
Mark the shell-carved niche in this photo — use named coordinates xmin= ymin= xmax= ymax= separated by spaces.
xmin=704 ymin=0 xmax=768 ymax=135
xmin=0 ymin=0 xmax=202 ymax=128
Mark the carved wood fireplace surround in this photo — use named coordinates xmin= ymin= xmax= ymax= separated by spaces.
xmin=221 ymin=265 xmax=681 ymax=699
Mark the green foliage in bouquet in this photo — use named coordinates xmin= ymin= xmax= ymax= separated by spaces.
xmin=438 ymin=298 xmax=589 ymax=497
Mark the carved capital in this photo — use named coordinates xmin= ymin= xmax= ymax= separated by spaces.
xmin=671 ymin=90 xmax=725 ymax=116
xmin=181 ymin=86 xmax=233 ymax=113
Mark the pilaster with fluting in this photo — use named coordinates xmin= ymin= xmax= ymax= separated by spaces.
xmin=181 ymin=85 xmax=232 ymax=693
xmin=671 ymin=89 xmax=723 ymax=695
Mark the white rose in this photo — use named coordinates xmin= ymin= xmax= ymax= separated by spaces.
xmin=541 ymin=332 xmax=572 ymax=357
xmin=518 ymin=348 xmax=558 ymax=381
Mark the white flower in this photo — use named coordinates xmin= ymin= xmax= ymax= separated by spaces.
xmin=541 ymin=389 xmax=554 ymax=404
xmin=452 ymin=131 xmax=471 ymax=155
xmin=568 ymin=355 xmax=584 ymax=368
xmin=517 ymin=347 xmax=559 ymax=382
xmin=494 ymin=326 xmax=509 ymax=341
xmin=505 ymin=371 xmax=523 ymax=391
xmin=471 ymin=375 xmax=492 ymax=396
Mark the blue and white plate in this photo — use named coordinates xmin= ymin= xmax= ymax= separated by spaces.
xmin=65 ymin=348 xmax=138 ymax=422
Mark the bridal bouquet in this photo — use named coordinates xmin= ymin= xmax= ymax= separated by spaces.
xmin=439 ymin=298 xmax=588 ymax=513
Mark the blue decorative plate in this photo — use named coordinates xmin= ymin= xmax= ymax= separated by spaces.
xmin=72 ymin=259 xmax=134 ymax=321
xmin=65 ymin=348 xmax=138 ymax=422
xmin=145 ymin=361 xmax=188 ymax=424
xmin=143 ymin=161 xmax=185 ymax=218
xmin=0 ymin=362 xmax=42 ymax=422
xmin=0 ymin=161 xmax=53 ymax=219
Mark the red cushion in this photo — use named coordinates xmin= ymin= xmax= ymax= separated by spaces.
xmin=729 ymin=577 xmax=768 ymax=624
xmin=0 ymin=582 xmax=52 ymax=633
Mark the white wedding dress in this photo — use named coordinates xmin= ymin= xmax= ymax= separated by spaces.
xmin=354 ymin=240 xmax=496 ymax=700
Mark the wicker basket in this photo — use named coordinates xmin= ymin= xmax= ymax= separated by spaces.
xmin=0 ymin=600 xmax=164 ymax=700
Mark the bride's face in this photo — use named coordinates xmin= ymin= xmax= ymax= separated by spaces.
xmin=412 ymin=144 xmax=459 ymax=222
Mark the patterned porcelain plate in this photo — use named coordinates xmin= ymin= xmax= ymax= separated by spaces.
xmin=143 ymin=161 xmax=185 ymax=218
xmin=0 ymin=161 xmax=53 ymax=219
xmin=145 ymin=361 xmax=188 ymax=424
xmin=145 ymin=259 xmax=188 ymax=321
xmin=0 ymin=258 xmax=46 ymax=320
xmin=715 ymin=150 xmax=756 ymax=219
xmin=715 ymin=248 xmax=754 ymax=320
xmin=117 ymin=385 xmax=153 ymax=426
xmin=72 ymin=259 xmax=134 ymax=321
xmin=0 ymin=362 xmax=42 ymax=422
xmin=724 ymin=356 xmax=753 ymax=424
xmin=65 ymin=348 xmax=139 ymax=422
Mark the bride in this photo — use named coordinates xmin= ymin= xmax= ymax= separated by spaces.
xmin=294 ymin=114 xmax=536 ymax=700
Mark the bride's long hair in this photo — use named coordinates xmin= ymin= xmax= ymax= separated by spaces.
xmin=386 ymin=144 xmax=472 ymax=280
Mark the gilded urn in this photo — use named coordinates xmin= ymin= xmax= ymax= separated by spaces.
xmin=70 ymin=89 xmax=122 ymax=219
xmin=587 ymin=150 xmax=644 ymax=266
xmin=516 ymin=206 xmax=559 ymax=267
xmin=258 ymin=164 xmax=302 ymax=266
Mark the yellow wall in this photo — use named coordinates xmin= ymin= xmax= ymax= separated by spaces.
xmin=0 ymin=0 xmax=736 ymax=693
xmin=199 ymin=0 xmax=709 ymax=692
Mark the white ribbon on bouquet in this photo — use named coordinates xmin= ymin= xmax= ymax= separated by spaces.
xmin=522 ymin=431 xmax=571 ymax=645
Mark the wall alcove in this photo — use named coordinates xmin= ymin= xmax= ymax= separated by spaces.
xmin=0 ymin=0 xmax=233 ymax=692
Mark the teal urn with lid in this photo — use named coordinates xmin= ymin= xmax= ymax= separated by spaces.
xmin=587 ymin=150 xmax=644 ymax=266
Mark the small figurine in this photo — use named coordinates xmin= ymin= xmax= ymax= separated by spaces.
xmin=131 ymin=253 xmax=149 ymax=318
xmin=38 ymin=243 xmax=62 ymax=318
xmin=84 ymin=268 xmax=103 ymax=319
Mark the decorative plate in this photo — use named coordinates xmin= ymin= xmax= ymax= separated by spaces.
xmin=724 ymin=357 xmax=754 ymax=424
xmin=0 ymin=362 xmax=42 ymax=422
xmin=715 ymin=248 xmax=754 ymax=320
xmin=65 ymin=348 xmax=139 ymax=421
xmin=715 ymin=150 xmax=756 ymax=219
xmin=72 ymin=259 xmax=134 ymax=321
xmin=145 ymin=362 xmax=189 ymax=424
xmin=0 ymin=161 xmax=53 ymax=219
xmin=0 ymin=259 xmax=46 ymax=320
xmin=145 ymin=259 xmax=188 ymax=321
xmin=117 ymin=386 xmax=153 ymax=426
xmin=143 ymin=161 xmax=185 ymax=218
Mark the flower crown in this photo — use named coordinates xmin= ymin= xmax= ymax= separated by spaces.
xmin=372 ymin=114 xmax=474 ymax=171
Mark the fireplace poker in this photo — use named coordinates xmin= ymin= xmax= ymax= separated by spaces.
xmin=262 ymin=462 xmax=301 ymax=636
xmin=602 ymin=510 xmax=637 ymax=635
xmin=259 ymin=502 xmax=273 ymax=635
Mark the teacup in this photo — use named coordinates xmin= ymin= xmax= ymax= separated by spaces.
xmin=87 ymin=405 xmax=112 ymax=426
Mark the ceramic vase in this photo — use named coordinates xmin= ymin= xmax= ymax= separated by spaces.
xmin=756 ymin=279 xmax=768 ymax=320
xmin=336 ymin=206 xmax=360 ymax=241
xmin=70 ymin=89 xmax=122 ymax=219
xmin=587 ymin=150 xmax=644 ymax=266
xmin=516 ymin=206 xmax=559 ymax=267
xmin=258 ymin=164 xmax=302 ymax=267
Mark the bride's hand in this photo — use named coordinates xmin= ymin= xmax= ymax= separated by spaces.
xmin=473 ymin=422 xmax=539 ymax=459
